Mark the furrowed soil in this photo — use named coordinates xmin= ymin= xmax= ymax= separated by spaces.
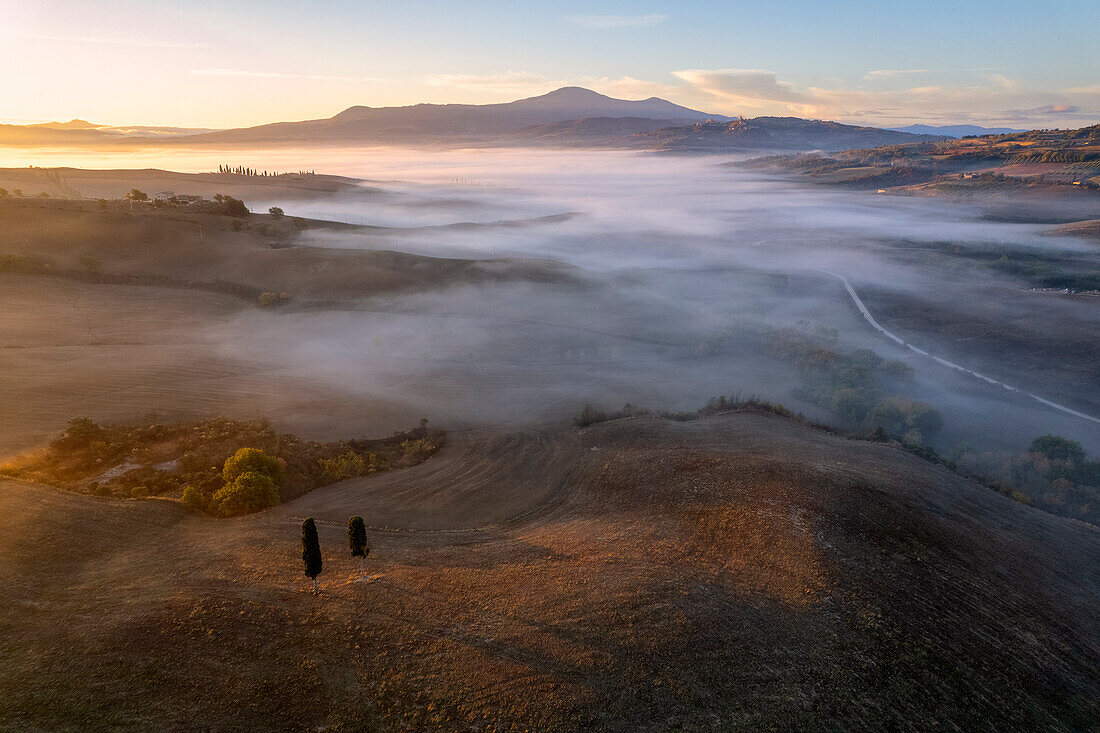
xmin=2 ymin=413 xmax=1097 ymax=731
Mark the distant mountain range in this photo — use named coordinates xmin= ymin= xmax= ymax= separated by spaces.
xmin=889 ymin=124 xmax=1026 ymax=138
xmin=2 ymin=87 xmax=954 ymax=152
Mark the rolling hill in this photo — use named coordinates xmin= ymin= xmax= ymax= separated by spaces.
xmin=2 ymin=412 xmax=1097 ymax=730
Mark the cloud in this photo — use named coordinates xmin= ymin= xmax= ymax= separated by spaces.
xmin=672 ymin=69 xmax=809 ymax=106
xmin=29 ymin=34 xmax=206 ymax=49
xmin=567 ymin=14 xmax=668 ymax=28
xmin=670 ymin=67 xmax=1098 ymax=127
xmin=1001 ymin=104 xmax=1080 ymax=116
xmin=190 ymin=68 xmax=383 ymax=82
xmin=864 ymin=69 xmax=929 ymax=79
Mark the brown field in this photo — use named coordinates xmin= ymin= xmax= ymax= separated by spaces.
xmin=1 ymin=412 xmax=1097 ymax=731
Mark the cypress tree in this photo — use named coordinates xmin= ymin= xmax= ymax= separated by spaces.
xmin=301 ymin=517 xmax=323 ymax=592
xmin=348 ymin=516 xmax=369 ymax=578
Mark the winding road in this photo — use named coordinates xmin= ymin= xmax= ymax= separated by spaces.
xmin=817 ymin=269 xmax=1100 ymax=426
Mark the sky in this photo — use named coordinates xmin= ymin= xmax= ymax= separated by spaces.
xmin=2 ymin=0 xmax=1098 ymax=129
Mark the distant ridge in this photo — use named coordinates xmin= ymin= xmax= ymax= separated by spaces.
xmin=0 ymin=87 xmax=964 ymax=152
xmin=178 ymin=87 xmax=732 ymax=145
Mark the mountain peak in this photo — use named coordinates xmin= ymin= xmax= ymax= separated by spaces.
xmin=532 ymin=86 xmax=613 ymax=101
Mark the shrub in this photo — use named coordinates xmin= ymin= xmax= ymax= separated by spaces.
xmin=257 ymin=291 xmax=278 ymax=307
xmin=212 ymin=193 xmax=249 ymax=217
xmin=268 ymin=206 xmax=284 ymax=217
xmin=181 ymin=485 xmax=204 ymax=511
xmin=320 ymin=450 xmax=368 ymax=480
xmin=1029 ymin=435 xmax=1085 ymax=464
xmin=222 ymin=447 xmax=284 ymax=486
xmin=210 ymin=471 xmax=279 ymax=516
xmin=400 ymin=438 xmax=437 ymax=463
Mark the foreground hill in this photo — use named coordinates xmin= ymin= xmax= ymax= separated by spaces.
xmin=1 ymin=412 xmax=1097 ymax=730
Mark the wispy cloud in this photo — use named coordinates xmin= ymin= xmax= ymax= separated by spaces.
xmin=672 ymin=69 xmax=808 ymax=106
xmin=190 ymin=68 xmax=384 ymax=82
xmin=864 ymin=69 xmax=929 ymax=79
xmin=568 ymin=14 xmax=668 ymax=28
xmin=29 ymin=34 xmax=206 ymax=49
xmin=673 ymin=67 xmax=1099 ymax=127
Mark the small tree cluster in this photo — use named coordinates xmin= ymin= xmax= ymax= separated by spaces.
xmin=211 ymin=193 xmax=249 ymax=217
xmin=208 ymin=447 xmax=284 ymax=516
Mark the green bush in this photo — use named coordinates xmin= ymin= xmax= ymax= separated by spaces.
xmin=222 ymin=447 xmax=284 ymax=486
xmin=181 ymin=485 xmax=204 ymax=511
xmin=210 ymin=471 xmax=279 ymax=516
xmin=319 ymin=450 xmax=368 ymax=480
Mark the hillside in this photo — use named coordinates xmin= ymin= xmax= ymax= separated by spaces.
xmin=744 ymin=123 xmax=1100 ymax=192
xmin=1 ymin=412 xmax=1097 ymax=730
xmin=632 ymin=117 xmax=946 ymax=152
xmin=0 ymin=194 xmax=576 ymax=307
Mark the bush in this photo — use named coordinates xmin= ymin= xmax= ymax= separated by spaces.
xmin=1029 ymin=435 xmax=1085 ymax=464
xmin=268 ymin=206 xmax=284 ymax=217
xmin=319 ymin=450 xmax=368 ymax=480
xmin=181 ymin=485 xmax=204 ymax=511
xmin=222 ymin=447 xmax=284 ymax=486
xmin=209 ymin=471 xmax=280 ymax=516
xmin=212 ymin=193 xmax=249 ymax=217
xmin=257 ymin=291 xmax=278 ymax=307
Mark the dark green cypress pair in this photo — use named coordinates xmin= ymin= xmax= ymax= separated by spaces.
xmin=300 ymin=516 xmax=371 ymax=591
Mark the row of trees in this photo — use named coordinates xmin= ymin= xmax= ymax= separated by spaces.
xmin=216 ymin=165 xmax=317 ymax=177
xmin=300 ymin=515 xmax=370 ymax=592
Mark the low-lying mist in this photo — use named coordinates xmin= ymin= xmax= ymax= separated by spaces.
xmin=179 ymin=147 xmax=1099 ymax=456
xmin=12 ymin=145 xmax=1092 ymax=454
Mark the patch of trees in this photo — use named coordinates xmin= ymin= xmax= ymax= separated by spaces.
xmin=952 ymin=435 xmax=1100 ymax=525
xmin=0 ymin=416 xmax=445 ymax=515
xmin=216 ymin=165 xmax=316 ymax=177
xmin=211 ymin=193 xmax=249 ymax=217
xmin=763 ymin=324 xmax=941 ymax=443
